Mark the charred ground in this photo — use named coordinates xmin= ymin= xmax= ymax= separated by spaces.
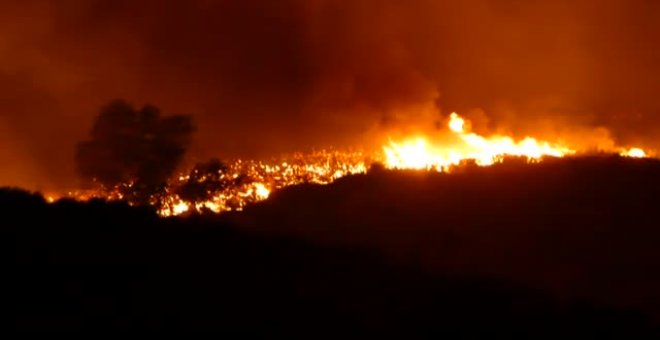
xmin=9 ymin=156 xmax=660 ymax=335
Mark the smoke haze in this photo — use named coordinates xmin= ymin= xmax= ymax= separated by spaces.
xmin=1 ymin=0 xmax=659 ymax=189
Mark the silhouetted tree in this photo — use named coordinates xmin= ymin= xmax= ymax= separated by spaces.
xmin=76 ymin=100 xmax=194 ymax=203
xmin=176 ymin=158 xmax=230 ymax=203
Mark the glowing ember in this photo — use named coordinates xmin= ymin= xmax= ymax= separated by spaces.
xmin=253 ymin=183 xmax=271 ymax=200
xmin=46 ymin=111 xmax=653 ymax=217
xmin=171 ymin=201 xmax=190 ymax=215
xmin=156 ymin=150 xmax=369 ymax=217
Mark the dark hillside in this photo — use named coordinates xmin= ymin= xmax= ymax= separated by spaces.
xmin=8 ymin=156 xmax=660 ymax=335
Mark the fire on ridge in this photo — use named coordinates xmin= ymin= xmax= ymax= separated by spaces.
xmin=384 ymin=113 xmax=575 ymax=171
xmin=48 ymin=112 xmax=652 ymax=217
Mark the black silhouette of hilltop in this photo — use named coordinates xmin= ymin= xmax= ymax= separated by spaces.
xmin=8 ymin=155 xmax=660 ymax=335
xmin=236 ymin=155 xmax=660 ymax=313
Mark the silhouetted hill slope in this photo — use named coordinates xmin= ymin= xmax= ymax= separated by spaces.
xmin=7 ymin=156 xmax=660 ymax=334
xmin=233 ymin=156 xmax=660 ymax=314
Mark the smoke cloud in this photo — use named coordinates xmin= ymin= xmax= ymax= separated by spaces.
xmin=1 ymin=0 xmax=659 ymax=189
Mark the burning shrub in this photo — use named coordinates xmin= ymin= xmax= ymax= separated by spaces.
xmin=176 ymin=158 xmax=231 ymax=203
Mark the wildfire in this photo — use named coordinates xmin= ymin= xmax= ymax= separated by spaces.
xmin=155 ymin=151 xmax=369 ymax=216
xmin=620 ymin=147 xmax=646 ymax=158
xmin=384 ymin=113 xmax=575 ymax=171
xmin=47 ymin=112 xmax=653 ymax=217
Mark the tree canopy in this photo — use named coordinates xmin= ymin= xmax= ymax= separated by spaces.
xmin=76 ymin=100 xmax=194 ymax=201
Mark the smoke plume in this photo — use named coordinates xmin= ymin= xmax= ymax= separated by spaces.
xmin=1 ymin=0 xmax=659 ymax=189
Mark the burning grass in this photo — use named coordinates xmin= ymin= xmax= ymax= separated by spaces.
xmin=47 ymin=113 xmax=653 ymax=216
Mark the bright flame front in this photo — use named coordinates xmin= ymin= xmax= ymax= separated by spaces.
xmin=48 ymin=111 xmax=653 ymax=217
xmin=385 ymin=113 xmax=575 ymax=171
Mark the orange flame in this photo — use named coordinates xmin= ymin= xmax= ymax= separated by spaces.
xmin=620 ymin=147 xmax=646 ymax=158
xmin=384 ymin=113 xmax=576 ymax=171
xmin=47 ymin=112 xmax=653 ymax=217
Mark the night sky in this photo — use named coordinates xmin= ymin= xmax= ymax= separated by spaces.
xmin=1 ymin=0 xmax=659 ymax=190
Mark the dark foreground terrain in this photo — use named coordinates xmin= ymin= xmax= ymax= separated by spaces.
xmin=8 ymin=156 xmax=660 ymax=335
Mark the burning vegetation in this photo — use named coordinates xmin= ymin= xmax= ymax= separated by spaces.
xmin=48 ymin=101 xmax=653 ymax=217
